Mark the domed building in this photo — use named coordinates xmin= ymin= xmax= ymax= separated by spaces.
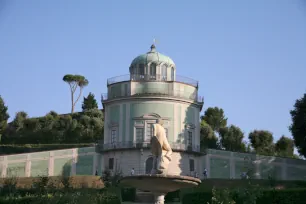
xmin=1 ymin=45 xmax=306 ymax=183
xmin=100 ymin=44 xmax=204 ymax=176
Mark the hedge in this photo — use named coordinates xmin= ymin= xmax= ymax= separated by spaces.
xmin=121 ymin=187 xmax=136 ymax=202
xmin=0 ymin=191 xmax=120 ymax=204
xmin=182 ymin=188 xmax=306 ymax=204
xmin=165 ymin=190 xmax=180 ymax=202
xmin=0 ymin=144 xmax=94 ymax=155
xmin=0 ymin=175 xmax=104 ymax=189
xmin=257 ymin=188 xmax=306 ymax=204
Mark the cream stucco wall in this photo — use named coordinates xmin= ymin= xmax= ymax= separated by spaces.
xmin=104 ymin=100 xmax=200 ymax=147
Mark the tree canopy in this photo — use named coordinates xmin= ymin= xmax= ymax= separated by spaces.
xmin=82 ymin=92 xmax=98 ymax=111
xmin=248 ymin=130 xmax=274 ymax=156
xmin=0 ymin=96 xmax=9 ymax=142
xmin=2 ymin=109 xmax=104 ymax=144
xmin=200 ymin=119 xmax=219 ymax=150
xmin=289 ymin=93 xmax=306 ymax=157
xmin=63 ymin=74 xmax=89 ymax=113
xmin=275 ymin=136 xmax=294 ymax=157
xmin=201 ymin=107 xmax=227 ymax=132
xmin=219 ymin=125 xmax=246 ymax=152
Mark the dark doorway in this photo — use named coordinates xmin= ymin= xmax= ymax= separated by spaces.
xmin=145 ymin=157 xmax=154 ymax=174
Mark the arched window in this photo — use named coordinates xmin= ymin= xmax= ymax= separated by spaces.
xmin=145 ymin=157 xmax=154 ymax=174
xmin=171 ymin=67 xmax=175 ymax=81
xmin=161 ymin=64 xmax=167 ymax=80
xmin=150 ymin=63 xmax=156 ymax=80
xmin=139 ymin=64 xmax=145 ymax=79
xmin=130 ymin=66 xmax=135 ymax=80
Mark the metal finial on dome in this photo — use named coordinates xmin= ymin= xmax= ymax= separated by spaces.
xmin=150 ymin=38 xmax=157 ymax=52
xmin=150 ymin=43 xmax=156 ymax=52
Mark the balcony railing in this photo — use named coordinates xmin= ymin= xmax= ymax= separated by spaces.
xmin=97 ymin=141 xmax=201 ymax=153
xmin=101 ymin=88 xmax=204 ymax=103
xmin=107 ymin=74 xmax=199 ymax=87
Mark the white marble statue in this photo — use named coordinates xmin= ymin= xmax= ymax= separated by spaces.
xmin=150 ymin=119 xmax=173 ymax=174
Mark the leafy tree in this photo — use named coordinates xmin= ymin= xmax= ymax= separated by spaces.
xmin=275 ymin=136 xmax=294 ymax=158
xmin=248 ymin=130 xmax=274 ymax=155
xmin=289 ymin=93 xmax=306 ymax=157
xmin=2 ymin=108 xmax=104 ymax=144
xmin=63 ymin=74 xmax=89 ymax=113
xmin=201 ymin=107 xmax=227 ymax=132
xmin=219 ymin=125 xmax=246 ymax=152
xmin=200 ymin=120 xmax=219 ymax=150
xmin=12 ymin=111 xmax=28 ymax=132
xmin=0 ymin=96 xmax=9 ymax=142
xmin=74 ymin=109 xmax=104 ymax=142
xmin=82 ymin=92 xmax=98 ymax=111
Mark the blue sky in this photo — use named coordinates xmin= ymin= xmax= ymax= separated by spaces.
xmin=0 ymin=0 xmax=306 ymax=143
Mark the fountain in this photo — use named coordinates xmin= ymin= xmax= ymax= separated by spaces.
xmin=119 ymin=119 xmax=201 ymax=204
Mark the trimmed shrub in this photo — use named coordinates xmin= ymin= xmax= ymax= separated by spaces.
xmin=0 ymin=176 xmax=104 ymax=190
xmin=257 ymin=188 xmax=306 ymax=204
xmin=0 ymin=190 xmax=120 ymax=204
xmin=182 ymin=188 xmax=306 ymax=204
xmin=121 ymin=187 xmax=136 ymax=202
xmin=182 ymin=191 xmax=212 ymax=204
xmin=165 ymin=190 xmax=180 ymax=203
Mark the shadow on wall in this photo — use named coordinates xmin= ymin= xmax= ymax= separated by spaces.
xmin=176 ymin=103 xmax=198 ymax=177
xmin=62 ymin=160 xmax=72 ymax=177
xmin=60 ymin=148 xmax=96 ymax=177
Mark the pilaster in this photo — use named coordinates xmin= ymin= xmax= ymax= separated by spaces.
xmin=205 ymin=154 xmax=210 ymax=178
xmin=126 ymin=103 xmax=130 ymax=141
xmin=100 ymin=155 xmax=104 ymax=174
xmin=48 ymin=151 xmax=54 ymax=176
xmin=93 ymin=153 xmax=98 ymax=175
xmin=254 ymin=156 xmax=261 ymax=179
xmin=71 ymin=149 xmax=77 ymax=176
xmin=180 ymin=105 xmax=185 ymax=143
xmin=282 ymin=158 xmax=287 ymax=180
xmin=119 ymin=104 xmax=123 ymax=142
xmin=230 ymin=152 xmax=235 ymax=179
xmin=25 ymin=154 xmax=31 ymax=177
xmin=104 ymin=107 xmax=109 ymax=144
xmin=1 ymin=156 xmax=7 ymax=178
xmin=173 ymin=104 xmax=178 ymax=142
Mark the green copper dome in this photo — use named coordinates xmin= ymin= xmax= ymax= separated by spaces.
xmin=131 ymin=44 xmax=175 ymax=66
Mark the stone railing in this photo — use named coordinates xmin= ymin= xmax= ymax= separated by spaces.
xmin=97 ymin=141 xmax=201 ymax=153
xmin=107 ymin=74 xmax=199 ymax=87
xmin=101 ymin=88 xmax=204 ymax=103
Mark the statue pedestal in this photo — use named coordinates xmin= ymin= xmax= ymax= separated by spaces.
xmin=153 ymin=193 xmax=165 ymax=204
xmin=119 ymin=174 xmax=201 ymax=204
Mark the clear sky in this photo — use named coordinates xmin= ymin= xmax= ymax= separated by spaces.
xmin=0 ymin=0 xmax=306 ymax=143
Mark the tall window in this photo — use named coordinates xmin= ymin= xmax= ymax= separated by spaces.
xmin=130 ymin=66 xmax=134 ymax=75
xmin=136 ymin=128 xmax=144 ymax=143
xmin=187 ymin=131 xmax=193 ymax=147
xmin=162 ymin=65 xmax=167 ymax=80
xmin=150 ymin=64 xmax=156 ymax=80
xmin=171 ymin=67 xmax=174 ymax=81
xmin=139 ymin=64 xmax=145 ymax=79
xmin=109 ymin=158 xmax=114 ymax=170
xmin=111 ymin=130 xmax=116 ymax=144
xmin=124 ymin=84 xmax=128 ymax=96
xmin=189 ymin=159 xmax=195 ymax=172
xmin=146 ymin=123 xmax=153 ymax=141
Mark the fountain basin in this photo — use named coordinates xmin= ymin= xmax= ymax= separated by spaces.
xmin=119 ymin=174 xmax=201 ymax=193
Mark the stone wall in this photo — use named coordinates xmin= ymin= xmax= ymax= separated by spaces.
xmin=1 ymin=147 xmax=306 ymax=181
xmin=0 ymin=147 xmax=101 ymax=178
xmin=203 ymin=149 xmax=306 ymax=180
